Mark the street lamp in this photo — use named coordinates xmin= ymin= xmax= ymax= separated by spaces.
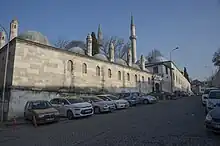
xmin=0 ymin=24 xmax=10 ymax=122
xmin=169 ymin=47 xmax=179 ymax=93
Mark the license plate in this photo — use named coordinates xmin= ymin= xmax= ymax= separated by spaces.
xmin=46 ymin=118 xmax=54 ymax=121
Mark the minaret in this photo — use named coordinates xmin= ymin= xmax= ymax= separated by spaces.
xmin=129 ymin=15 xmax=137 ymax=63
xmin=9 ymin=19 xmax=18 ymax=41
xmin=140 ymin=55 xmax=145 ymax=70
xmin=109 ymin=42 xmax=114 ymax=62
xmin=0 ymin=31 xmax=6 ymax=49
xmin=127 ymin=48 xmax=132 ymax=66
xmin=86 ymin=33 xmax=92 ymax=56
xmin=97 ymin=24 xmax=103 ymax=47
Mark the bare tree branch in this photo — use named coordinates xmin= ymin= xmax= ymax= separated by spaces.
xmin=100 ymin=36 xmax=130 ymax=59
xmin=54 ymin=37 xmax=70 ymax=49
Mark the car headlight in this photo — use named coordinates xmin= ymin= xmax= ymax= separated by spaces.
xmin=74 ymin=108 xmax=81 ymax=111
xmin=205 ymin=113 xmax=212 ymax=121
xmin=38 ymin=114 xmax=45 ymax=118
xmin=54 ymin=112 xmax=60 ymax=115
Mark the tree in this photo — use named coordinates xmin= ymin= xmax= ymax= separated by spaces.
xmin=184 ymin=67 xmax=190 ymax=82
xmin=212 ymin=48 xmax=220 ymax=66
xmin=91 ymin=32 xmax=100 ymax=55
xmin=100 ymin=36 xmax=130 ymax=59
xmin=54 ymin=37 xmax=70 ymax=49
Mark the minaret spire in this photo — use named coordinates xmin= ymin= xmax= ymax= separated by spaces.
xmin=97 ymin=24 xmax=102 ymax=45
xmin=129 ymin=14 xmax=137 ymax=63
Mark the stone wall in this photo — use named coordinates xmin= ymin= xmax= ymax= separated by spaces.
xmin=12 ymin=39 xmax=153 ymax=93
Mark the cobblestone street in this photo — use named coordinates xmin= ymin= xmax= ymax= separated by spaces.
xmin=0 ymin=96 xmax=220 ymax=146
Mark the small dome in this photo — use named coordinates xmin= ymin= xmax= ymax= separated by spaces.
xmin=18 ymin=31 xmax=50 ymax=45
xmin=68 ymin=47 xmax=85 ymax=55
xmin=132 ymin=64 xmax=140 ymax=69
xmin=144 ymin=68 xmax=150 ymax=72
xmin=94 ymin=53 xmax=108 ymax=61
xmin=65 ymin=40 xmax=86 ymax=50
xmin=115 ymin=58 xmax=128 ymax=66
xmin=153 ymin=56 xmax=168 ymax=63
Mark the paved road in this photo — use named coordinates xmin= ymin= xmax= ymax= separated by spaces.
xmin=0 ymin=96 xmax=220 ymax=146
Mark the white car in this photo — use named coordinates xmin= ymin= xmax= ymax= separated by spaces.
xmin=139 ymin=94 xmax=157 ymax=104
xmin=205 ymin=90 xmax=220 ymax=114
xmin=202 ymin=87 xmax=218 ymax=106
xmin=97 ymin=94 xmax=130 ymax=109
xmin=50 ymin=97 xmax=93 ymax=120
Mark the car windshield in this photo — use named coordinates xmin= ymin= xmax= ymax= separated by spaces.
xmin=97 ymin=96 xmax=109 ymax=101
xmin=32 ymin=101 xmax=52 ymax=109
xmin=67 ymin=98 xmax=84 ymax=104
xmin=204 ymin=89 xmax=217 ymax=94
xmin=209 ymin=91 xmax=220 ymax=99
xmin=108 ymin=95 xmax=119 ymax=100
xmin=122 ymin=93 xmax=131 ymax=98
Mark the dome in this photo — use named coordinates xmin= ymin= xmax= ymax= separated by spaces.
xmin=65 ymin=40 xmax=86 ymax=50
xmin=153 ymin=56 xmax=168 ymax=63
xmin=68 ymin=47 xmax=85 ymax=55
xmin=94 ymin=53 xmax=108 ymax=61
xmin=115 ymin=58 xmax=128 ymax=66
xmin=18 ymin=31 xmax=50 ymax=45
xmin=132 ymin=64 xmax=140 ymax=69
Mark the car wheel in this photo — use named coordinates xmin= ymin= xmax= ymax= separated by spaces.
xmin=67 ymin=110 xmax=74 ymax=120
xmin=94 ymin=107 xmax=101 ymax=114
xmin=143 ymin=99 xmax=149 ymax=104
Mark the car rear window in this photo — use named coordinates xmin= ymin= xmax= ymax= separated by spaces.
xmin=209 ymin=91 xmax=220 ymax=99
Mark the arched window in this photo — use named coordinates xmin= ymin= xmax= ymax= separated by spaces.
xmin=67 ymin=60 xmax=73 ymax=72
xmin=82 ymin=63 xmax=87 ymax=74
xmin=108 ymin=69 xmax=112 ymax=78
xmin=96 ymin=66 xmax=100 ymax=76
xmin=118 ymin=71 xmax=121 ymax=80
xmin=148 ymin=77 xmax=151 ymax=84
xmin=135 ymin=74 xmax=138 ymax=82
xmin=127 ymin=73 xmax=130 ymax=81
xmin=142 ymin=76 xmax=144 ymax=83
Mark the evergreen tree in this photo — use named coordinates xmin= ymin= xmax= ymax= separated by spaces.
xmin=91 ymin=32 xmax=100 ymax=55
xmin=184 ymin=67 xmax=190 ymax=81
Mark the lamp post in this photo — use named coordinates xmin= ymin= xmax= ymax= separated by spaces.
xmin=169 ymin=47 xmax=179 ymax=93
xmin=204 ymin=65 xmax=214 ymax=86
xmin=0 ymin=24 xmax=10 ymax=122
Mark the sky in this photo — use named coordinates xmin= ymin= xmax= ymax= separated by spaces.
xmin=0 ymin=0 xmax=220 ymax=81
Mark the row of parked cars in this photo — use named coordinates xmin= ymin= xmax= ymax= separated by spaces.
xmin=201 ymin=87 xmax=220 ymax=133
xmin=24 ymin=93 xmax=158 ymax=125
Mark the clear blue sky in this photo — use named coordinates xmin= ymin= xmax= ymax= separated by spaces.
xmin=0 ymin=0 xmax=220 ymax=80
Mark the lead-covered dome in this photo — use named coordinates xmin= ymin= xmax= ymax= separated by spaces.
xmin=153 ymin=56 xmax=168 ymax=63
xmin=132 ymin=64 xmax=140 ymax=69
xmin=115 ymin=58 xmax=128 ymax=66
xmin=68 ymin=47 xmax=85 ymax=55
xmin=65 ymin=40 xmax=86 ymax=50
xmin=94 ymin=53 xmax=108 ymax=61
xmin=18 ymin=31 xmax=50 ymax=45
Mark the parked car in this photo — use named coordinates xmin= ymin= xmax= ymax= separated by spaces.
xmin=50 ymin=97 xmax=93 ymax=120
xmin=81 ymin=96 xmax=115 ymax=114
xmin=205 ymin=90 xmax=220 ymax=114
xmin=117 ymin=92 xmax=139 ymax=106
xmin=205 ymin=104 xmax=220 ymax=133
xmin=140 ymin=94 xmax=157 ymax=104
xmin=97 ymin=94 xmax=129 ymax=109
xmin=202 ymin=87 xmax=218 ymax=106
xmin=24 ymin=100 xmax=60 ymax=125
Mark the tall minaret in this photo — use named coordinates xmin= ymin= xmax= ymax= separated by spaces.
xmin=0 ymin=31 xmax=6 ymax=49
xmin=97 ymin=24 xmax=103 ymax=47
xmin=86 ymin=33 xmax=92 ymax=56
xmin=9 ymin=19 xmax=18 ymax=41
xmin=109 ymin=42 xmax=115 ymax=62
xmin=129 ymin=15 xmax=137 ymax=63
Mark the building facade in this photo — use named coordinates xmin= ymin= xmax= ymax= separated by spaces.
xmin=0 ymin=17 xmax=191 ymax=120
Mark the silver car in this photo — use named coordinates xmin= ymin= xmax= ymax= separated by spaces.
xmin=97 ymin=94 xmax=129 ymax=109
xmin=81 ymin=96 xmax=115 ymax=114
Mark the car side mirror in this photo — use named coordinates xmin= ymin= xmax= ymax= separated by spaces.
xmin=61 ymin=103 xmax=65 ymax=106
